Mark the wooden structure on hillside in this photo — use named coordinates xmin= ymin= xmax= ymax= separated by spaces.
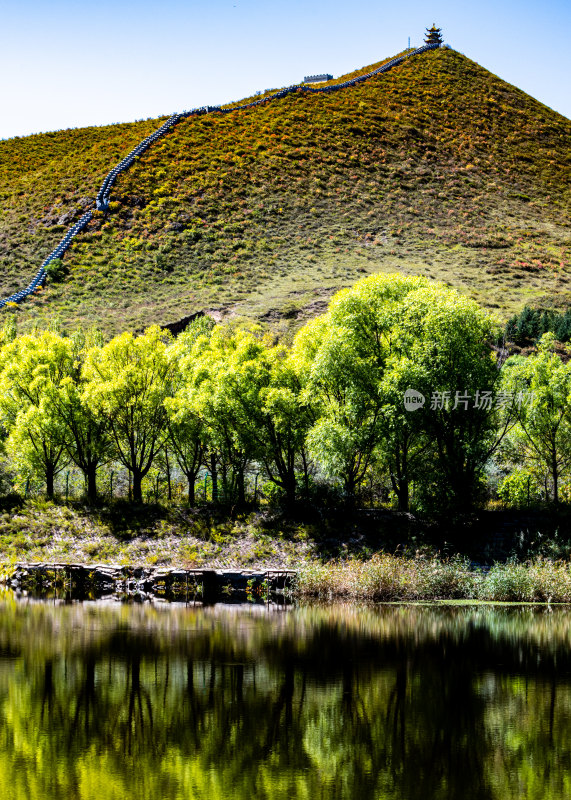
xmin=424 ymin=24 xmax=443 ymax=46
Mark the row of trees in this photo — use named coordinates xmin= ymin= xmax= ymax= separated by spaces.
xmin=1 ymin=273 xmax=570 ymax=511
xmin=505 ymin=305 xmax=571 ymax=346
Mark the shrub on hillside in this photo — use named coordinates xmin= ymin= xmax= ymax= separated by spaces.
xmin=44 ymin=258 xmax=67 ymax=283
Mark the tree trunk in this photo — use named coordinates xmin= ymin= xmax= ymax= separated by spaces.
xmin=301 ymin=448 xmax=310 ymax=498
xmin=449 ymin=464 xmax=474 ymax=512
xmin=390 ymin=475 xmax=409 ymax=512
xmin=552 ymin=454 xmax=559 ymax=505
xmin=86 ymin=465 xmax=98 ymax=504
xmin=221 ymin=463 xmax=228 ymax=502
xmin=165 ymin=449 xmax=172 ymax=501
xmin=46 ymin=465 xmax=55 ymax=499
xmin=132 ymin=471 xmax=143 ymax=503
xmin=398 ymin=483 xmax=409 ymax=512
xmin=344 ymin=473 xmax=356 ymax=510
xmin=237 ymin=469 xmax=245 ymax=506
xmin=210 ymin=454 xmax=218 ymax=503
xmin=187 ymin=475 xmax=195 ymax=506
xmin=284 ymin=472 xmax=296 ymax=509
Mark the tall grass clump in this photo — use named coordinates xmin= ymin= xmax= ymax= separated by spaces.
xmin=480 ymin=558 xmax=571 ymax=602
xmin=297 ymin=553 xmax=478 ymax=600
xmin=298 ymin=555 xmax=571 ymax=602
xmin=414 ymin=556 xmax=481 ymax=599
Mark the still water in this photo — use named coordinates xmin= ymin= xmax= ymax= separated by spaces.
xmin=0 ymin=596 xmax=569 ymax=799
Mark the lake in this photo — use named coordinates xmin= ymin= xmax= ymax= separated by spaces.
xmin=0 ymin=595 xmax=569 ymax=799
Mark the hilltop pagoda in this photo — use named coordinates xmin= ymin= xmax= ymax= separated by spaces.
xmin=424 ymin=24 xmax=443 ymax=45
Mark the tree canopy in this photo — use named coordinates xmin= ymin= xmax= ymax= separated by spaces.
xmin=0 ymin=274 xmax=570 ymax=513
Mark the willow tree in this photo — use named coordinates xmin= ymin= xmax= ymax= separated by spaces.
xmin=255 ymin=345 xmax=314 ymax=506
xmin=183 ymin=325 xmax=312 ymax=506
xmin=0 ymin=329 xmax=114 ymax=501
xmin=48 ymin=330 xmax=112 ymax=503
xmin=82 ymin=327 xmax=174 ymax=503
xmin=294 ymin=274 xmax=430 ymax=506
xmin=178 ymin=325 xmax=256 ymax=504
xmin=0 ymin=331 xmax=73 ymax=497
xmin=500 ymin=333 xmax=571 ymax=504
xmin=296 ymin=316 xmax=383 ymax=504
xmin=210 ymin=329 xmax=313 ymax=507
xmin=394 ymin=284 xmax=505 ymax=510
xmin=164 ymin=321 xmax=214 ymax=505
xmin=295 ymin=273 xmax=504 ymax=511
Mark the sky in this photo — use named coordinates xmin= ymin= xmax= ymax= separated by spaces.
xmin=1 ymin=0 xmax=570 ymax=140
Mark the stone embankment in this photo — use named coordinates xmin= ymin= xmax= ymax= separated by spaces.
xmin=6 ymin=563 xmax=297 ymax=601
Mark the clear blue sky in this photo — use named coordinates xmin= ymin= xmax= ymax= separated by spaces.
xmin=1 ymin=0 xmax=570 ymax=139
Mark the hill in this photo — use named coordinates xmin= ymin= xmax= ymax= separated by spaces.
xmin=0 ymin=46 xmax=570 ymax=336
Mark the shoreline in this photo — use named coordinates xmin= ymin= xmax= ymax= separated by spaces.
xmin=1 ymin=499 xmax=571 ymax=602
xmin=4 ymin=555 xmax=571 ymax=604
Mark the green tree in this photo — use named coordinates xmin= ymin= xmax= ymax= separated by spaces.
xmin=255 ymin=346 xmax=314 ymax=506
xmin=48 ymin=330 xmax=112 ymax=503
xmin=175 ymin=325 xmax=253 ymax=504
xmin=294 ymin=307 xmax=382 ymax=503
xmin=5 ymin=402 xmax=68 ymax=498
xmin=294 ymin=274 xmax=429 ymax=506
xmin=395 ymin=284 xmax=506 ymax=510
xmin=295 ymin=274 xmax=507 ymax=510
xmin=164 ymin=320 xmax=215 ymax=505
xmin=184 ymin=325 xmax=312 ymax=506
xmin=0 ymin=331 xmax=73 ymax=497
xmin=500 ymin=333 xmax=571 ymax=504
xmin=377 ymin=359 xmax=431 ymax=511
xmin=82 ymin=327 xmax=174 ymax=503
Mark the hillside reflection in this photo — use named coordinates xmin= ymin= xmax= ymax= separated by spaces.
xmin=0 ymin=599 xmax=570 ymax=799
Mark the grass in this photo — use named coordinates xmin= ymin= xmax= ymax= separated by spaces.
xmin=297 ymin=553 xmax=479 ymax=600
xmin=298 ymin=554 xmax=571 ymax=602
xmin=0 ymin=499 xmax=313 ymax=570
xmin=0 ymin=48 xmax=569 ymax=336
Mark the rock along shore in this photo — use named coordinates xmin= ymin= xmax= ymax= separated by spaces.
xmin=6 ymin=563 xmax=297 ymax=601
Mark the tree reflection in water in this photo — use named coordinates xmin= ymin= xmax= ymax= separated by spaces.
xmin=0 ymin=600 xmax=570 ymax=799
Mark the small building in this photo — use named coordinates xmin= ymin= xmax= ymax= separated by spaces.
xmin=303 ymin=73 xmax=333 ymax=83
xmin=424 ymin=24 xmax=444 ymax=46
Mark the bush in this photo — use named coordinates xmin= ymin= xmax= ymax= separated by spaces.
xmin=497 ymin=469 xmax=542 ymax=508
xmin=44 ymin=258 xmax=67 ymax=283
xmin=360 ymin=553 xmax=416 ymax=599
xmin=480 ymin=560 xmax=536 ymax=601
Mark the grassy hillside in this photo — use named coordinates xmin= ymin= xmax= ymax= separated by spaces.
xmin=1 ymin=47 xmax=570 ymax=335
